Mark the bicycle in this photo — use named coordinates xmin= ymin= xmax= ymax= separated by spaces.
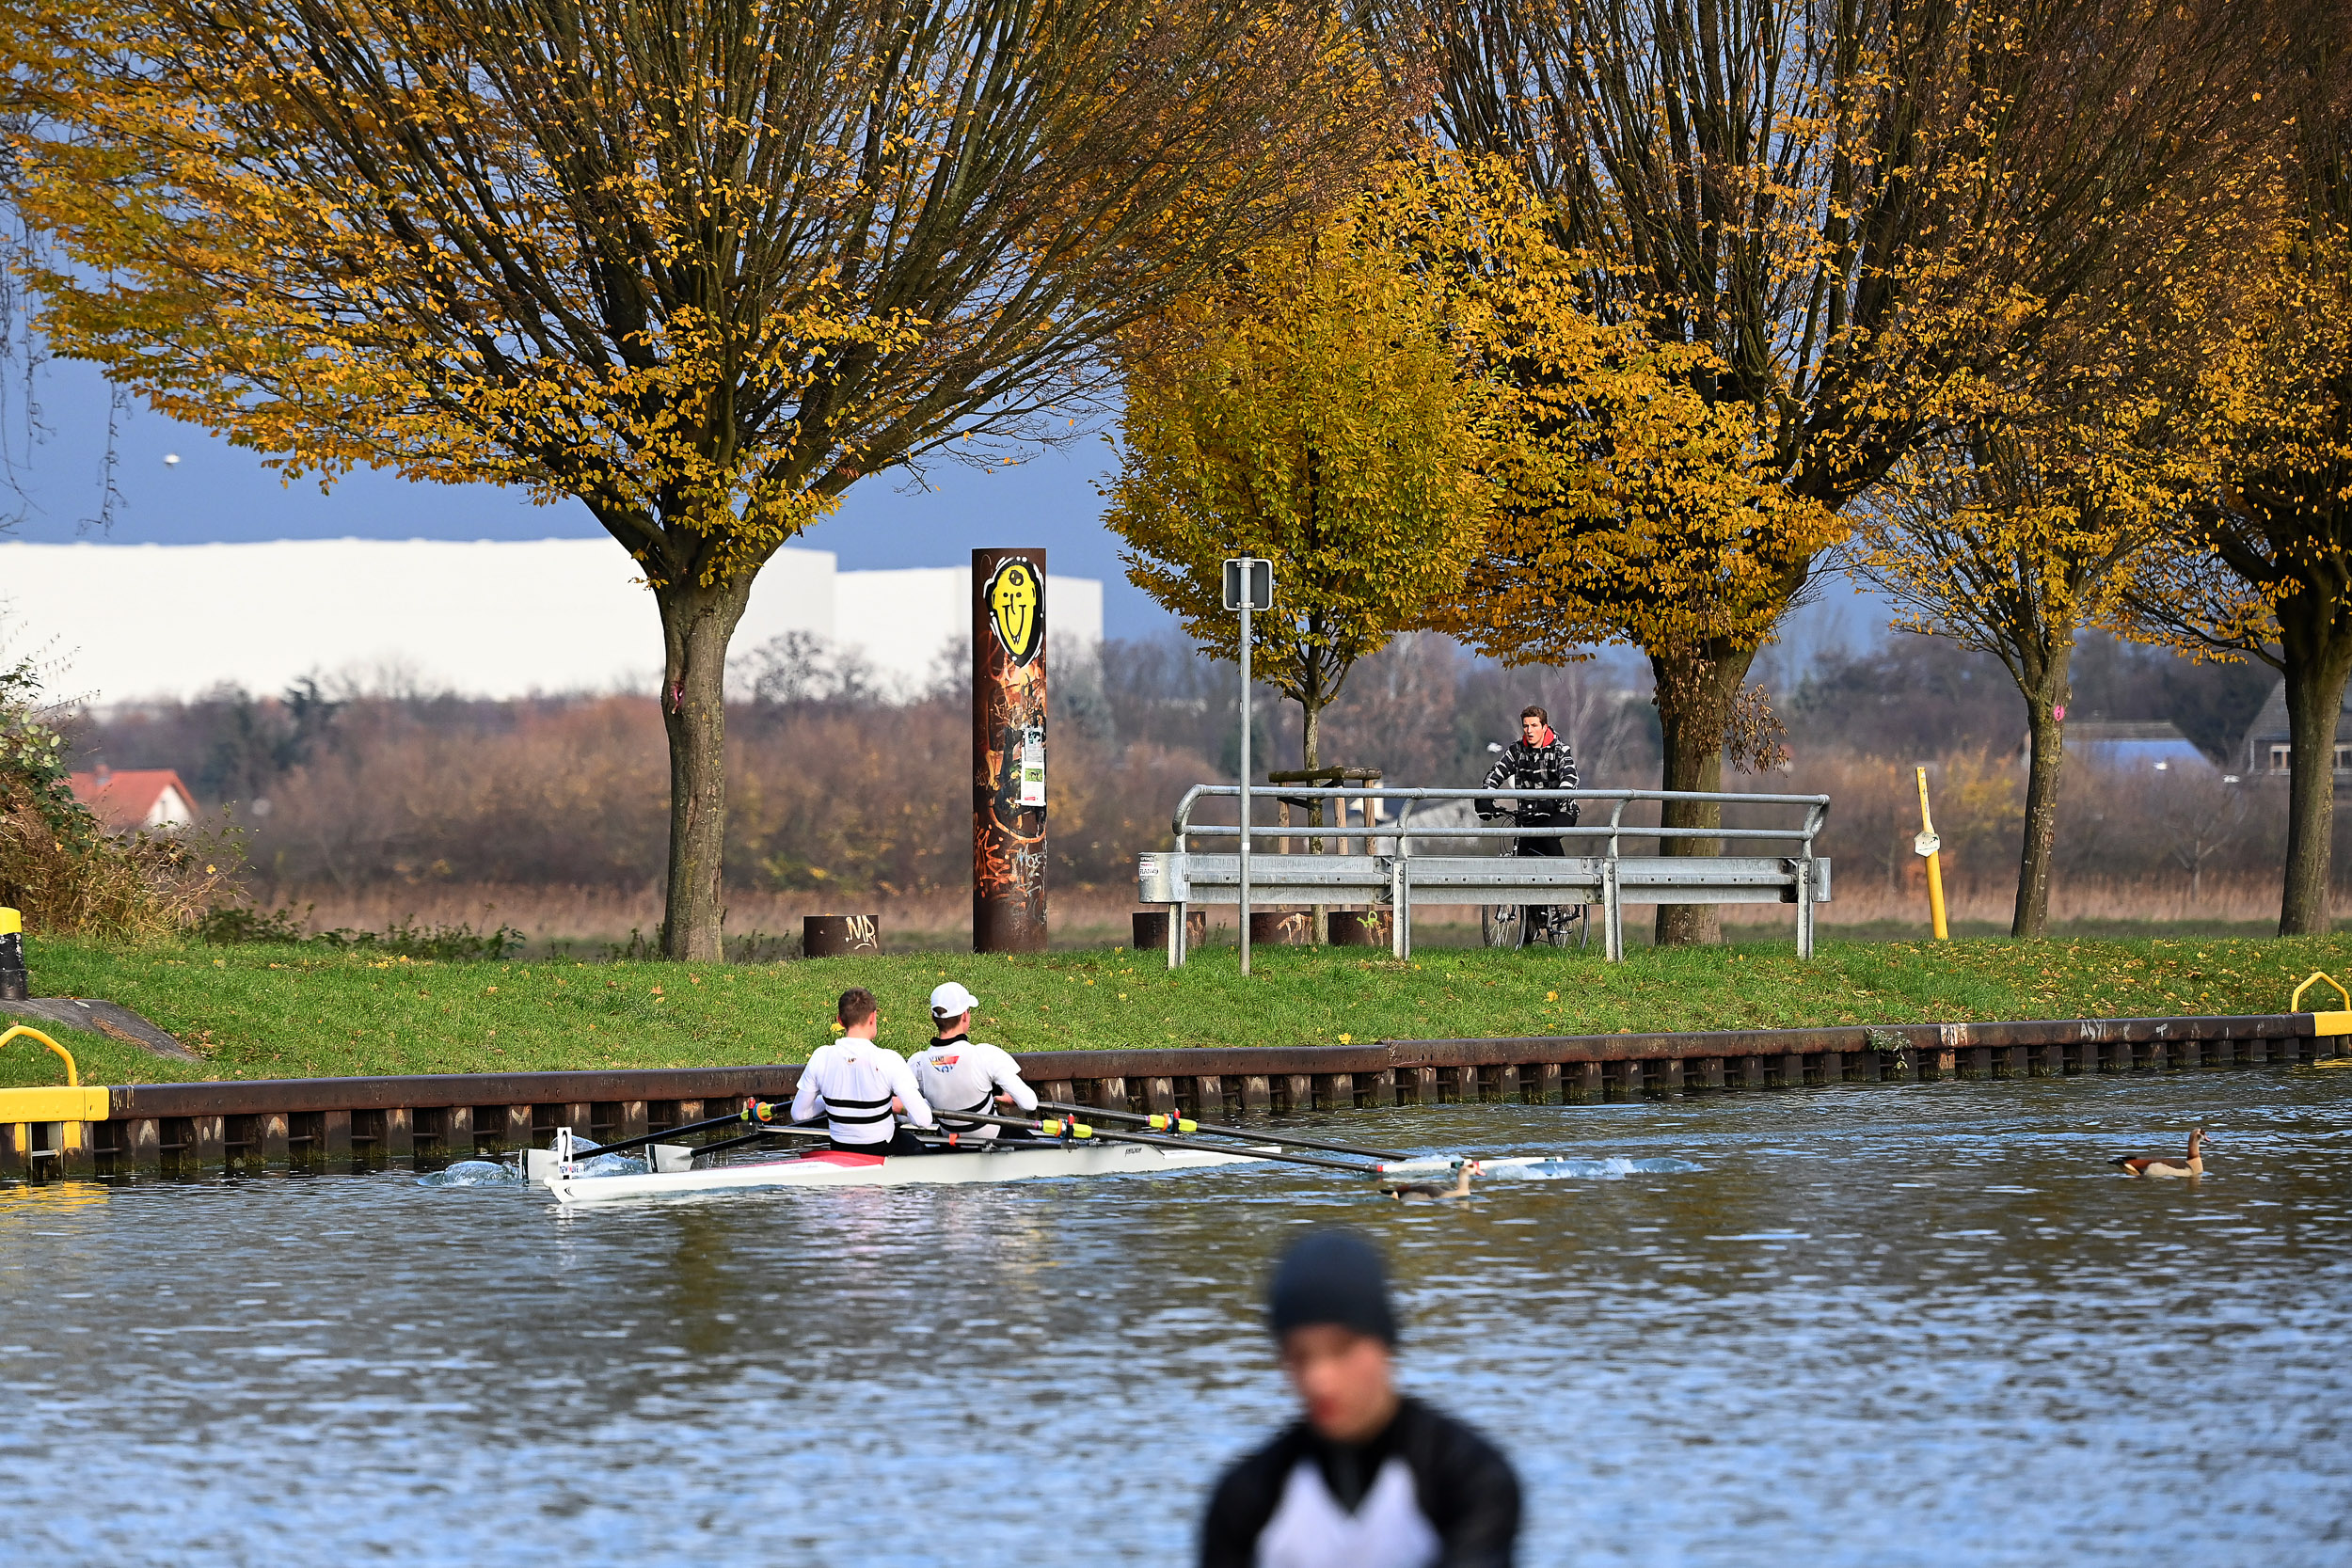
xmin=1476 ymin=801 xmax=1589 ymax=950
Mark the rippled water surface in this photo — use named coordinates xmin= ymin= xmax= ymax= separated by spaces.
xmin=6 ymin=1070 xmax=2348 ymax=1565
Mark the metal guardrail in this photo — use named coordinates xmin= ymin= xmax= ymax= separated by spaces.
xmin=1139 ymin=785 xmax=1833 ymax=963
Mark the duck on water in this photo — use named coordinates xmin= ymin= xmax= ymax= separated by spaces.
xmin=2111 ymin=1129 xmax=2206 ymax=1179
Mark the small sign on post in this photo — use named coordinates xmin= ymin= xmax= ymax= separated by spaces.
xmin=1223 ymin=558 xmax=1275 ymax=976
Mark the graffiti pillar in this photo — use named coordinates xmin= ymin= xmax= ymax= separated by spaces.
xmin=974 ymin=547 xmax=1048 ymax=951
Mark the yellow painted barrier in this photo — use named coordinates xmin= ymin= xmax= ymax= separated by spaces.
xmin=0 ymin=1023 xmax=111 ymax=1123
xmin=2289 ymin=972 xmax=2352 ymax=1038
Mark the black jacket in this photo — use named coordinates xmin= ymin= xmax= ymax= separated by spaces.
xmin=1200 ymin=1396 xmax=1521 ymax=1568
xmin=1480 ymin=736 xmax=1578 ymax=823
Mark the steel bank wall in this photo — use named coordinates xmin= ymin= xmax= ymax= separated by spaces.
xmin=2 ymin=1012 xmax=2337 ymax=1178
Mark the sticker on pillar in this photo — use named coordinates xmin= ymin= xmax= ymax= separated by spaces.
xmin=986 ymin=560 xmax=1042 ymax=665
xmin=1019 ymin=727 xmax=1046 ymax=808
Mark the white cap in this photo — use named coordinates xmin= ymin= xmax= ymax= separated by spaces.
xmin=930 ymin=981 xmax=979 ymax=1018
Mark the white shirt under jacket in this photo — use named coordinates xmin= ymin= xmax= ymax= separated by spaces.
xmin=906 ymin=1037 xmax=1037 ymax=1139
xmin=789 ymin=1037 xmax=933 ymax=1146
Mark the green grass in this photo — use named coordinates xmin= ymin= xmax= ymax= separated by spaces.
xmin=8 ymin=931 xmax=2352 ymax=1088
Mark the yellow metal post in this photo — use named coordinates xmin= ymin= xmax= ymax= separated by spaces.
xmin=1915 ymin=766 xmax=1949 ymax=942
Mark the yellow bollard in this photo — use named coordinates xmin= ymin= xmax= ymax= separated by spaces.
xmin=1915 ymin=766 xmax=1949 ymax=942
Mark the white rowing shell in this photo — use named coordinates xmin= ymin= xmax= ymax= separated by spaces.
xmin=539 ymin=1139 xmax=1271 ymax=1205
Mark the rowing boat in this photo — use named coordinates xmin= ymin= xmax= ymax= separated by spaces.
xmin=531 ymin=1132 xmax=1272 ymax=1205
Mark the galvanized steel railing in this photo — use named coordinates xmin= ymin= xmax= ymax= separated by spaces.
xmin=1140 ymin=785 xmax=1833 ymax=963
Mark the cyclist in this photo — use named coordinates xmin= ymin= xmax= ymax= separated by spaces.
xmin=1477 ymin=705 xmax=1580 ymax=942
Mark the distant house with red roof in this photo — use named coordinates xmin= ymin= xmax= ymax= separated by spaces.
xmin=68 ymin=768 xmax=199 ymax=832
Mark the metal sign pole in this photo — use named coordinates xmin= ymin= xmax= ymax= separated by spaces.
xmin=1239 ymin=588 xmax=1252 ymax=977
xmin=1224 ymin=557 xmax=1272 ymax=977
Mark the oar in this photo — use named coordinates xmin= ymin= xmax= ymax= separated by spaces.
xmin=930 ymin=1106 xmax=1384 ymax=1177
xmin=548 ymin=1101 xmax=789 ymax=1163
xmin=1036 ymin=1099 xmax=1406 ymax=1163
xmin=687 ymin=1124 xmax=830 ymax=1161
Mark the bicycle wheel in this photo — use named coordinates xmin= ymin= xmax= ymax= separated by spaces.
xmin=1482 ymin=902 xmax=1526 ymax=948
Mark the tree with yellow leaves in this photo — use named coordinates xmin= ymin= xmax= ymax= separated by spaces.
xmin=1855 ymin=152 xmax=2269 ymax=941
xmin=1105 ymin=161 xmax=1497 ymax=784
xmin=0 ymin=0 xmax=1399 ymax=957
xmin=1859 ymin=420 xmax=2193 ymax=938
xmin=2124 ymin=9 xmax=2352 ymax=935
xmin=1369 ymin=0 xmax=2278 ymax=944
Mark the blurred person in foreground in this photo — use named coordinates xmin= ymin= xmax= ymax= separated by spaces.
xmin=1200 ymin=1228 xmax=1520 ymax=1568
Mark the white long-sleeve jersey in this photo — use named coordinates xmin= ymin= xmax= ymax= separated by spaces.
xmin=906 ymin=1036 xmax=1036 ymax=1139
xmin=789 ymin=1037 xmax=933 ymax=1147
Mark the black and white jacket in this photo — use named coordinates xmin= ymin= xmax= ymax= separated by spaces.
xmin=1200 ymin=1397 xmax=1521 ymax=1568
xmin=1480 ymin=736 xmax=1578 ymax=823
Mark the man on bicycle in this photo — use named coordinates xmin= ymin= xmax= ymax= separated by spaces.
xmin=1478 ymin=706 xmax=1580 ymax=941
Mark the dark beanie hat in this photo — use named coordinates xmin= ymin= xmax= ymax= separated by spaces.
xmin=1267 ymin=1227 xmax=1398 ymax=1345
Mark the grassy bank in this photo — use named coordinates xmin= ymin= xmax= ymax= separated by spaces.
xmin=6 ymin=932 xmax=2352 ymax=1089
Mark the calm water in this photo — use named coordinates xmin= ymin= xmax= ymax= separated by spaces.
xmin=4 ymin=1070 xmax=2348 ymax=1566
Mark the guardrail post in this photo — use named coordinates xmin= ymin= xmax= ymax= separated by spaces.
xmin=1239 ymin=1075 xmax=1272 ymax=1113
xmin=1794 ymin=857 xmax=1816 ymax=959
xmin=1601 ymin=861 xmax=1624 ymax=961
xmin=1533 ymin=1062 xmax=1563 ymax=1103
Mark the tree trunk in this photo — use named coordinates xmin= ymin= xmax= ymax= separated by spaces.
xmin=2011 ymin=658 xmax=2072 ymax=939
xmin=655 ymin=574 xmax=755 ymax=960
xmin=2278 ymin=635 xmax=2352 ymax=935
xmin=1650 ymin=647 xmax=1756 ymax=946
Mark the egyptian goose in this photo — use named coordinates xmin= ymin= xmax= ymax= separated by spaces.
xmin=1379 ymin=1161 xmax=1474 ymax=1202
xmin=2110 ymin=1128 xmax=2205 ymax=1179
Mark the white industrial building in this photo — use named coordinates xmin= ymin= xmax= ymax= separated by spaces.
xmin=0 ymin=539 xmax=1101 ymax=705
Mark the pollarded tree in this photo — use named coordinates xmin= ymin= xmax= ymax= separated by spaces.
xmin=0 ymin=0 xmax=1398 ymax=957
xmin=1369 ymin=0 xmax=2278 ymax=944
xmin=1105 ymin=159 xmax=1498 ymax=785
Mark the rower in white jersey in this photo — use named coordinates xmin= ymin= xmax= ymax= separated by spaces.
xmin=789 ymin=987 xmax=935 ymax=1157
xmin=906 ymin=980 xmax=1038 ymax=1141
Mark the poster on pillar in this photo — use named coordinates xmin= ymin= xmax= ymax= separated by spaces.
xmin=974 ymin=548 xmax=1048 ymax=951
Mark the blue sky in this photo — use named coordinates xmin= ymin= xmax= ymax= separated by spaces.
xmin=2 ymin=355 xmax=1173 ymax=630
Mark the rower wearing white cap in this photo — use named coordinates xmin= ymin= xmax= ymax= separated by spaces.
xmin=907 ymin=980 xmax=1038 ymax=1142
xmin=789 ymin=987 xmax=936 ymax=1157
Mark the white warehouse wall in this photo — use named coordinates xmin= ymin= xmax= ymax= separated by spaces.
xmin=828 ymin=565 xmax=1104 ymax=695
xmin=0 ymin=539 xmax=1101 ymax=705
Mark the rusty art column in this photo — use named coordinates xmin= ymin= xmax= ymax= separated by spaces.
xmin=974 ymin=548 xmax=1048 ymax=951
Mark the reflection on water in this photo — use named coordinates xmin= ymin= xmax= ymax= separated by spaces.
xmin=4 ymin=1070 xmax=2348 ymax=1566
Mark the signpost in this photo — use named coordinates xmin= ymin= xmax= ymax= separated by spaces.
xmin=1223 ymin=558 xmax=1274 ymax=975
xmin=975 ymin=549 xmax=1048 ymax=952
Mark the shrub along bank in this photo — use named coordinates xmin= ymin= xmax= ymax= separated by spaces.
xmin=5 ymin=934 xmax=2351 ymax=1088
